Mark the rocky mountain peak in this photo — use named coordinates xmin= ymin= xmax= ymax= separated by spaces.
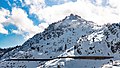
xmin=65 ymin=14 xmax=81 ymax=20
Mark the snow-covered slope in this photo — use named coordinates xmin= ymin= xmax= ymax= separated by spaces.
xmin=0 ymin=46 xmax=20 ymax=58
xmin=0 ymin=14 xmax=120 ymax=68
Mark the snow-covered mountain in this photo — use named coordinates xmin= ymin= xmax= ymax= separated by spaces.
xmin=0 ymin=14 xmax=120 ymax=68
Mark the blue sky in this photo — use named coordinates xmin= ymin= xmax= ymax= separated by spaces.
xmin=0 ymin=0 xmax=24 ymax=48
xmin=0 ymin=0 xmax=120 ymax=48
xmin=0 ymin=0 xmax=41 ymax=48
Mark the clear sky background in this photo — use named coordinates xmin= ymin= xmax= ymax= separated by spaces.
xmin=0 ymin=0 xmax=120 ymax=48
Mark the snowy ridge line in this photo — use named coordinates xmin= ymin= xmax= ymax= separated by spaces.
xmin=5 ymin=56 xmax=113 ymax=61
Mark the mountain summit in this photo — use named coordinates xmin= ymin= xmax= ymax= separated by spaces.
xmin=0 ymin=14 xmax=120 ymax=68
